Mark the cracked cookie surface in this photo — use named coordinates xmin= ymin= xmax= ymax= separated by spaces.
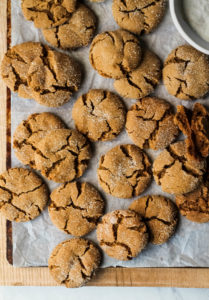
xmin=49 ymin=182 xmax=105 ymax=236
xmin=97 ymin=209 xmax=148 ymax=260
xmin=48 ymin=238 xmax=101 ymax=288
xmin=89 ymin=29 xmax=142 ymax=79
xmin=114 ymin=48 xmax=161 ymax=99
xmin=126 ymin=97 xmax=179 ymax=150
xmin=129 ymin=195 xmax=178 ymax=244
xmin=0 ymin=168 xmax=48 ymax=222
xmin=163 ymin=45 xmax=209 ymax=100
xmin=98 ymin=144 xmax=152 ymax=198
xmin=13 ymin=112 xmax=66 ymax=168
xmin=34 ymin=129 xmax=92 ymax=183
xmin=112 ymin=0 xmax=166 ymax=35
xmin=153 ymin=141 xmax=206 ymax=195
xmin=72 ymin=89 xmax=126 ymax=141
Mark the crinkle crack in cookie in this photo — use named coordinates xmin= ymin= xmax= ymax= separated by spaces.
xmin=126 ymin=97 xmax=179 ymax=150
xmin=13 ymin=112 xmax=66 ymax=168
xmin=163 ymin=45 xmax=209 ymax=100
xmin=0 ymin=168 xmax=48 ymax=222
xmin=153 ymin=141 xmax=206 ymax=195
xmin=49 ymin=182 xmax=105 ymax=236
xmin=34 ymin=129 xmax=91 ymax=183
xmin=89 ymin=29 xmax=142 ymax=79
xmin=72 ymin=89 xmax=126 ymax=141
xmin=48 ymin=238 xmax=101 ymax=288
xmin=114 ymin=48 xmax=161 ymax=99
xmin=98 ymin=144 xmax=152 ymax=198
xmin=97 ymin=209 xmax=148 ymax=260
xmin=112 ymin=0 xmax=166 ymax=35
xmin=43 ymin=4 xmax=97 ymax=50
xmin=129 ymin=195 xmax=178 ymax=244
xmin=21 ymin=0 xmax=77 ymax=29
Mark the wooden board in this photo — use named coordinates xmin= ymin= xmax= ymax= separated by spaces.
xmin=1 ymin=0 xmax=209 ymax=288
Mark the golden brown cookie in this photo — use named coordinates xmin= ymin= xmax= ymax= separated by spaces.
xmin=13 ymin=112 xmax=66 ymax=168
xmin=98 ymin=144 xmax=152 ymax=198
xmin=89 ymin=29 xmax=142 ymax=79
xmin=0 ymin=168 xmax=48 ymax=222
xmin=129 ymin=195 xmax=178 ymax=244
xmin=163 ymin=45 xmax=209 ymax=100
xmin=34 ymin=129 xmax=91 ymax=183
xmin=126 ymin=97 xmax=179 ymax=150
xmin=114 ymin=48 xmax=161 ymax=99
xmin=42 ymin=4 xmax=97 ymax=50
xmin=72 ymin=89 xmax=126 ymax=141
xmin=49 ymin=182 xmax=105 ymax=236
xmin=153 ymin=141 xmax=206 ymax=195
xmin=97 ymin=209 xmax=148 ymax=261
xmin=112 ymin=0 xmax=166 ymax=35
xmin=48 ymin=238 xmax=101 ymax=288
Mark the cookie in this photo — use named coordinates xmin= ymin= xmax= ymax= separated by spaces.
xmin=153 ymin=141 xmax=206 ymax=195
xmin=0 ymin=168 xmax=48 ymax=222
xmin=21 ymin=0 xmax=77 ymax=29
xmin=98 ymin=144 xmax=152 ymax=198
xmin=89 ymin=29 xmax=142 ymax=79
xmin=97 ymin=209 xmax=148 ymax=261
xmin=49 ymin=182 xmax=105 ymax=236
xmin=72 ymin=89 xmax=126 ymax=141
xmin=114 ymin=48 xmax=161 ymax=99
xmin=13 ymin=112 xmax=66 ymax=168
xmin=34 ymin=129 xmax=91 ymax=183
xmin=112 ymin=0 xmax=166 ymax=35
xmin=163 ymin=45 xmax=209 ymax=100
xmin=129 ymin=195 xmax=178 ymax=244
xmin=126 ymin=97 xmax=179 ymax=150
xmin=48 ymin=238 xmax=101 ymax=288
xmin=42 ymin=4 xmax=97 ymax=50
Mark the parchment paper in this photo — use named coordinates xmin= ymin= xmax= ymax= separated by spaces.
xmin=11 ymin=0 xmax=209 ymax=267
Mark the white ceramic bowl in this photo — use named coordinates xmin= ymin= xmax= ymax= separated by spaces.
xmin=170 ymin=0 xmax=209 ymax=55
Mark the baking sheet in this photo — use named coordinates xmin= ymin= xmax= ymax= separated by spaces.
xmin=11 ymin=0 xmax=209 ymax=267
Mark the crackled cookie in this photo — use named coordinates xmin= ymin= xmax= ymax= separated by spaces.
xmin=89 ymin=29 xmax=142 ymax=79
xmin=43 ymin=4 xmax=97 ymax=50
xmin=0 ymin=168 xmax=48 ymax=222
xmin=112 ymin=0 xmax=166 ymax=35
xmin=49 ymin=182 xmax=105 ymax=236
xmin=114 ymin=48 xmax=161 ymax=99
xmin=97 ymin=210 xmax=148 ymax=260
xmin=129 ymin=195 xmax=178 ymax=244
xmin=49 ymin=238 xmax=101 ymax=288
xmin=21 ymin=0 xmax=77 ymax=29
xmin=72 ymin=89 xmax=126 ymax=141
xmin=126 ymin=97 xmax=179 ymax=150
xmin=34 ymin=129 xmax=91 ymax=183
xmin=98 ymin=144 xmax=152 ymax=198
xmin=153 ymin=141 xmax=206 ymax=195
xmin=163 ymin=45 xmax=209 ymax=100
xmin=13 ymin=112 xmax=66 ymax=168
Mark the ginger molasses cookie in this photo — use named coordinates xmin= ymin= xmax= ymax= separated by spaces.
xmin=34 ymin=129 xmax=91 ymax=183
xmin=98 ymin=144 xmax=152 ymax=198
xmin=0 ymin=168 xmax=48 ymax=222
xmin=163 ymin=45 xmax=209 ymax=100
xmin=97 ymin=209 xmax=148 ymax=261
xmin=153 ymin=141 xmax=206 ymax=195
xmin=112 ymin=0 xmax=166 ymax=35
xmin=129 ymin=195 xmax=178 ymax=244
xmin=89 ymin=29 xmax=142 ymax=79
xmin=114 ymin=48 xmax=161 ymax=99
xmin=49 ymin=238 xmax=101 ymax=288
xmin=72 ymin=89 xmax=126 ymax=141
xmin=49 ymin=182 xmax=105 ymax=236
xmin=126 ymin=97 xmax=179 ymax=150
